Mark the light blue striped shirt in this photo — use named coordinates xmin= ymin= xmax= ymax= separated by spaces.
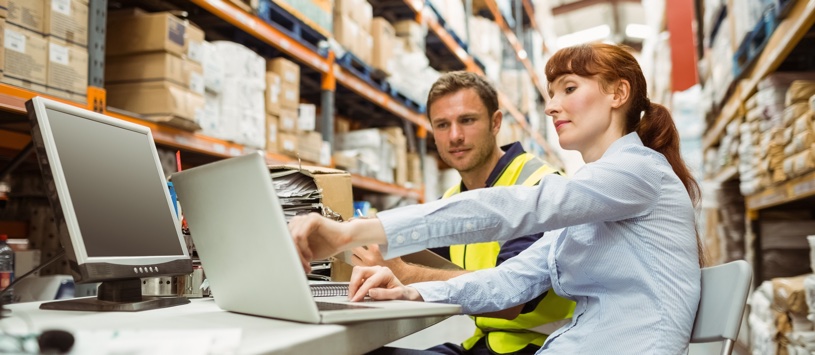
xmin=377 ymin=133 xmax=701 ymax=354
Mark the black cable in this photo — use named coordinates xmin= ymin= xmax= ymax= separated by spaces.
xmin=0 ymin=250 xmax=66 ymax=300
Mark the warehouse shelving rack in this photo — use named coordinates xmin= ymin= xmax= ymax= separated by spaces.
xmin=697 ymin=0 xmax=815 ymax=285
xmin=0 ymin=0 xmax=562 ymax=202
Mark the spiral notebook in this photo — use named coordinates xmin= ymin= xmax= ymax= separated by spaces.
xmin=309 ymin=281 xmax=349 ymax=297
xmin=172 ymin=152 xmax=461 ymax=324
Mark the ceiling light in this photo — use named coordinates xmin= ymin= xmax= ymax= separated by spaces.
xmin=556 ymin=25 xmax=610 ymax=49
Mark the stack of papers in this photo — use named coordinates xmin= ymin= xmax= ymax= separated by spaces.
xmin=269 ymin=170 xmax=323 ymax=221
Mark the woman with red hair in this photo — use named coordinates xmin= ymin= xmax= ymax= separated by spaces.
xmin=289 ymin=43 xmax=703 ymax=354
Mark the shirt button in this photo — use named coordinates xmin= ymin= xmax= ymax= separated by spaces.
xmin=465 ymin=223 xmax=474 ymax=231
xmin=396 ymin=235 xmax=405 ymax=244
xmin=411 ymin=231 xmax=420 ymax=240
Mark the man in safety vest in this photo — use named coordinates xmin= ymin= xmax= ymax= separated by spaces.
xmin=352 ymin=71 xmax=575 ymax=354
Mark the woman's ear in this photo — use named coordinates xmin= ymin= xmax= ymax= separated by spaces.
xmin=611 ymin=80 xmax=631 ymax=109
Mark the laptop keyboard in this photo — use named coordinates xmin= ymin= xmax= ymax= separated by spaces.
xmin=316 ymin=301 xmax=376 ymax=311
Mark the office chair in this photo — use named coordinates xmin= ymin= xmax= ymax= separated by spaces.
xmin=690 ymin=260 xmax=753 ymax=355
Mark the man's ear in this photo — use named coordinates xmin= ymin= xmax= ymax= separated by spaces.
xmin=491 ymin=110 xmax=503 ymax=135
xmin=611 ymin=80 xmax=631 ymax=109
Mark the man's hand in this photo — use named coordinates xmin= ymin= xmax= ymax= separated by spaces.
xmin=351 ymin=244 xmax=407 ymax=273
xmin=348 ymin=266 xmax=423 ymax=302
xmin=288 ymin=213 xmax=350 ymax=273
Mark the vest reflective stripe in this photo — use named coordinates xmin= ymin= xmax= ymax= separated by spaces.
xmin=442 ymin=153 xmax=576 ymax=354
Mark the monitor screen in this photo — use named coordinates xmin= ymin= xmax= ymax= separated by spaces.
xmin=26 ymin=97 xmax=192 ymax=312
xmin=45 ymin=107 xmax=184 ymax=258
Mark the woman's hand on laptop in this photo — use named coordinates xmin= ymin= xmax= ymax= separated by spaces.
xmin=348 ymin=266 xmax=423 ymax=302
xmin=288 ymin=213 xmax=388 ymax=273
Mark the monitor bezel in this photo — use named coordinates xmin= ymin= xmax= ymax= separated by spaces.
xmin=26 ymin=97 xmax=192 ymax=283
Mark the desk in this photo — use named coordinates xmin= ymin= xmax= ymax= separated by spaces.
xmin=3 ymin=298 xmax=451 ymax=354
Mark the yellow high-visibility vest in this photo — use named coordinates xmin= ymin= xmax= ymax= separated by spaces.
xmin=443 ymin=152 xmax=575 ymax=354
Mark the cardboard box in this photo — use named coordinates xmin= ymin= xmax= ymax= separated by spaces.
xmin=280 ymin=82 xmax=299 ymax=110
xmin=333 ymin=0 xmax=353 ymax=19
xmin=186 ymin=23 xmax=204 ymax=64
xmin=278 ymin=132 xmax=298 ymax=156
xmin=106 ymin=12 xmax=187 ymax=57
xmin=353 ymin=0 xmax=372 ymax=33
xmin=370 ymin=17 xmax=394 ymax=74
xmin=298 ymin=103 xmax=316 ymax=131
xmin=0 ymin=0 xmax=8 ymax=19
xmin=3 ymin=24 xmax=47 ymax=87
xmin=8 ymin=0 xmax=44 ymax=34
xmin=106 ymin=52 xmax=204 ymax=94
xmin=407 ymin=152 xmax=422 ymax=185
xmin=0 ymin=18 xmax=5 ymax=79
xmin=267 ymin=57 xmax=299 ymax=86
xmin=265 ymin=71 xmax=281 ymax=115
xmin=266 ymin=114 xmax=278 ymax=154
xmin=267 ymin=164 xmax=353 ymax=221
xmin=46 ymin=37 xmax=87 ymax=97
xmin=278 ymin=108 xmax=298 ymax=132
xmin=297 ymin=130 xmax=323 ymax=163
xmin=44 ymin=0 xmax=88 ymax=45
xmin=333 ymin=14 xmax=358 ymax=54
xmin=106 ymin=81 xmax=203 ymax=131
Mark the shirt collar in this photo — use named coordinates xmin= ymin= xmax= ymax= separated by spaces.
xmin=600 ymin=132 xmax=643 ymax=160
xmin=460 ymin=142 xmax=526 ymax=192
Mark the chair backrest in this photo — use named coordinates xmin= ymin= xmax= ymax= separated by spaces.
xmin=690 ymin=260 xmax=752 ymax=354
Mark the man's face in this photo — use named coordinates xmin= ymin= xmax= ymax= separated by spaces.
xmin=429 ymin=88 xmax=500 ymax=174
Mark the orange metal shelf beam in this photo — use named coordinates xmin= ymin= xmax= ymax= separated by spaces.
xmin=333 ymin=66 xmax=431 ymax=130
xmin=522 ymin=0 xmax=542 ymax=36
xmin=194 ymin=0 xmax=428 ymax=130
xmin=485 ymin=0 xmax=548 ymax=103
xmin=0 ymin=83 xmax=422 ymax=199
xmin=351 ymin=174 xmax=423 ymax=201
xmin=191 ymin=0 xmax=331 ymax=73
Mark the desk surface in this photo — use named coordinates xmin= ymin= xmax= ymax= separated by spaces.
xmin=3 ymin=298 xmax=450 ymax=354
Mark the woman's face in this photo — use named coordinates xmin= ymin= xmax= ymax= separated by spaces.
xmin=545 ymin=74 xmax=621 ymax=161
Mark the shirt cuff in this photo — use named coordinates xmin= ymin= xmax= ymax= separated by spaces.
xmin=377 ymin=205 xmax=430 ymax=259
xmin=410 ymin=281 xmax=452 ymax=304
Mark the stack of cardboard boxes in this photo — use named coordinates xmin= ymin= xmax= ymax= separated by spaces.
xmin=332 ymin=0 xmax=372 ymax=64
xmin=266 ymin=57 xmax=301 ymax=158
xmin=105 ymin=10 xmax=205 ymax=131
xmin=1 ymin=0 xmax=88 ymax=103
xmin=334 ymin=127 xmax=409 ymax=186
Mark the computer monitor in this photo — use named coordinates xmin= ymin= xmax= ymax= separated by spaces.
xmin=25 ymin=97 xmax=192 ymax=312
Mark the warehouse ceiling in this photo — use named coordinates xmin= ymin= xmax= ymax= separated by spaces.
xmin=546 ymin=0 xmax=646 ymax=51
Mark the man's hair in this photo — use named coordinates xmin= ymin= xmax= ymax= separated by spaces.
xmin=426 ymin=71 xmax=499 ymax=120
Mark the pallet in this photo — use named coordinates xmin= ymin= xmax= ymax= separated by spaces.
xmin=337 ymin=52 xmax=389 ymax=91
xmin=732 ymin=6 xmax=780 ymax=78
xmin=256 ymin=0 xmax=328 ymax=52
xmin=386 ymin=86 xmax=426 ymax=114
xmin=425 ymin=0 xmax=469 ymax=52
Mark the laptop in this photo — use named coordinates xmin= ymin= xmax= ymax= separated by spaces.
xmin=171 ymin=151 xmax=461 ymax=324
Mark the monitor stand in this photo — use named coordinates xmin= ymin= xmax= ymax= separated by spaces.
xmin=39 ymin=278 xmax=190 ymax=312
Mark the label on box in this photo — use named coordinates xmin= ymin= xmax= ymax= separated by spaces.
xmin=285 ymin=72 xmax=296 ymax=84
xmin=320 ymin=141 xmax=331 ymax=166
xmin=52 ymin=0 xmax=71 ymax=15
xmin=283 ymin=140 xmax=295 ymax=151
xmin=5 ymin=29 xmax=25 ymax=53
xmin=49 ymin=43 xmax=70 ymax=65
xmin=188 ymin=41 xmax=204 ymax=63
xmin=189 ymin=72 xmax=205 ymax=94
xmin=167 ymin=18 xmax=186 ymax=46
xmin=284 ymin=89 xmax=296 ymax=101
xmin=282 ymin=116 xmax=295 ymax=131
xmin=268 ymin=123 xmax=277 ymax=142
